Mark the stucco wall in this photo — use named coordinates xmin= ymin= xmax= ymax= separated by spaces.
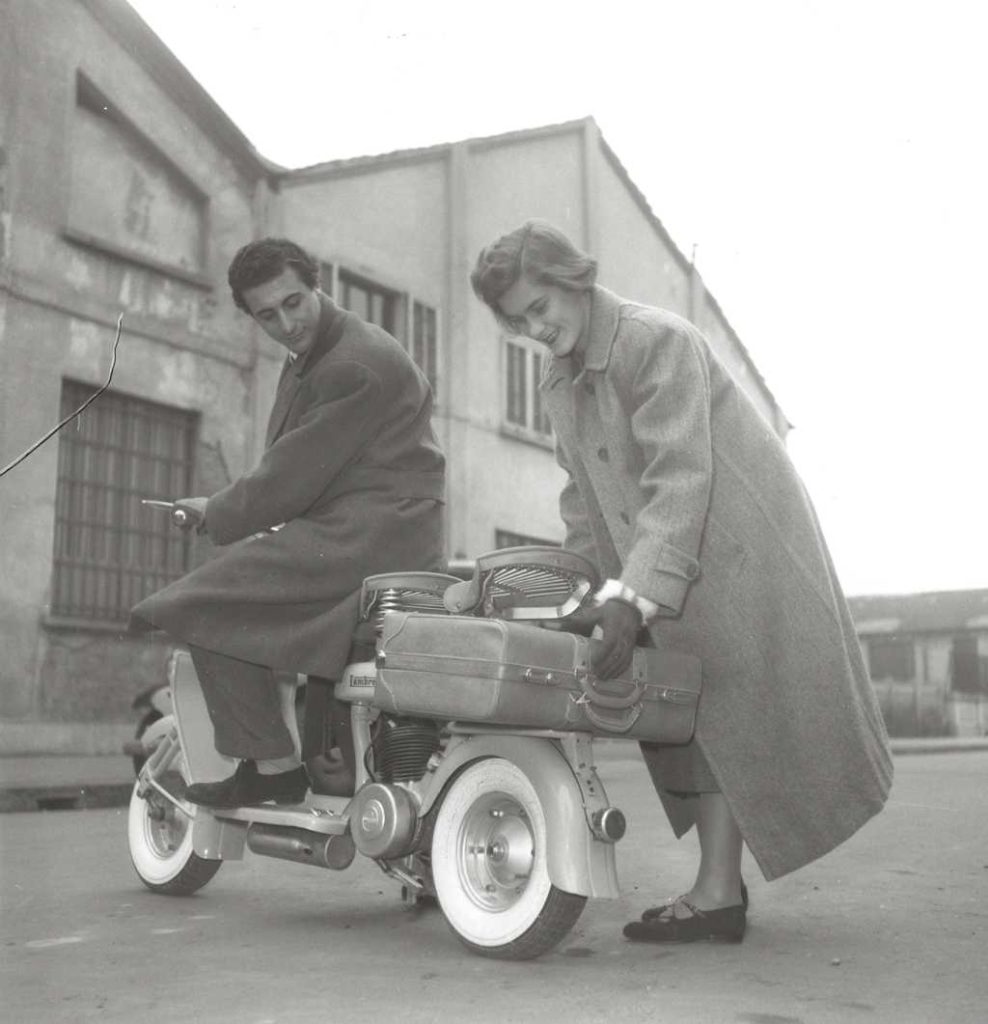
xmin=1 ymin=4 xmax=789 ymax=749
xmin=593 ymin=154 xmax=691 ymax=315
xmin=0 ymin=0 xmax=263 ymax=737
xmin=278 ymin=158 xmax=447 ymax=315
xmin=452 ymin=132 xmax=586 ymax=555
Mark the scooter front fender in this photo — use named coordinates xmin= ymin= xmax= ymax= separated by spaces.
xmin=419 ymin=734 xmax=619 ymax=899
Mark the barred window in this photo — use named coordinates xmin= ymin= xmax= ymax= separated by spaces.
xmin=50 ymin=381 xmax=198 ymax=625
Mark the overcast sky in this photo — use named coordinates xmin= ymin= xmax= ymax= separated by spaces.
xmin=128 ymin=0 xmax=987 ymax=597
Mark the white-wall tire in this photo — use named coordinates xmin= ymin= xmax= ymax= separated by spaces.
xmin=431 ymin=758 xmax=585 ymax=959
xmin=128 ymin=725 xmax=221 ymax=896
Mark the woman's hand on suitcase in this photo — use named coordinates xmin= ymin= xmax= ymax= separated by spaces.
xmin=589 ymin=599 xmax=642 ymax=679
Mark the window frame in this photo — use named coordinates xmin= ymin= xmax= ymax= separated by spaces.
xmin=322 ymin=258 xmax=441 ymax=403
xmin=866 ymin=634 xmax=917 ymax=683
xmin=500 ymin=334 xmax=553 ymax=448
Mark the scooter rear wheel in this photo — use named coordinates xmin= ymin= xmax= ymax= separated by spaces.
xmin=128 ymin=729 xmax=221 ymax=896
xmin=431 ymin=757 xmax=586 ymax=960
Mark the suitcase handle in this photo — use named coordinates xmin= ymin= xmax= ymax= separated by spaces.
xmin=582 ymin=699 xmax=644 ymax=734
xmin=577 ymin=669 xmax=645 ymax=710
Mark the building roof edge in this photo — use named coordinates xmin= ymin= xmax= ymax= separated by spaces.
xmin=83 ymin=0 xmax=280 ymax=180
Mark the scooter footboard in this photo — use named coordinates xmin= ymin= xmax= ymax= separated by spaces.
xmin=420 ymin=733 xmax=620 ymax=899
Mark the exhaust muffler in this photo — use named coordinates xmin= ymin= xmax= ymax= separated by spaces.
xmin=246 ymin=824 xmax=355 ymax=870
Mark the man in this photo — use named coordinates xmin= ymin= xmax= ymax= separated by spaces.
xmin=131 ymin=238 xmax=446 ymax=807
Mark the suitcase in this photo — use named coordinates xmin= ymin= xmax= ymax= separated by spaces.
xmin=375 ymin=612 xmax=701 ymax=743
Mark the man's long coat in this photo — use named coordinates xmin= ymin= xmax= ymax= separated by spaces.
xmin=131 ymin=294 xmax=445 ymax=678
xmin=541 ymin=286 xmax=892 ymax=880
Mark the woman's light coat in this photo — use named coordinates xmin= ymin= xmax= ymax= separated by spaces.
xmin=541 ymin=286 xmax=892 ymax=880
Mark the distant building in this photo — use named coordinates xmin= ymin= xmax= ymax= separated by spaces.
xmin=0 ymin=0 xmax=788 ymax=752
xmin=848 ymin=590 xmax=988 ymax=736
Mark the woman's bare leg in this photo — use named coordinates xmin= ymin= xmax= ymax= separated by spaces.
xmin=683 ymin=792 xmax=745 ymax=910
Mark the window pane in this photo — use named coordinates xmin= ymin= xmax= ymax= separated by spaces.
xmin=867 ymin=636 xmax=916 ymax=682
xmin=531 ymin=352 xmax=552 ymax=435
xmin=339 ymin=271 xmax=396 ymax=334
xmin=50 ymin=381 xmax=197 ymax=624
xmin=413 ymin=301 xmax=438 ymax=394
xmin=506 ymin=342 xmax=527 ymax=426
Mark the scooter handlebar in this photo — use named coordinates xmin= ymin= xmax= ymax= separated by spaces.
xmin=141 ymin=498 xmax=204 ymax=531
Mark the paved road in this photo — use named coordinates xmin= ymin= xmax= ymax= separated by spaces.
xmin=1 ymin=749 xmax=986 ymax=1024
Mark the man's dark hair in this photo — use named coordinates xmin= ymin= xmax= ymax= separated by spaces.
xmin=227 ymin=238 xmax=321 ymax=313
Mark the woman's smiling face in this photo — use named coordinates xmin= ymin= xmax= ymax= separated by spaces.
xmin=496 ymin=276 xmax=590 ymax=359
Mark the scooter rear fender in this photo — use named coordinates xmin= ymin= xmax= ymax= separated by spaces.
xmin=419 ymin=734 xmax=619 ymax=899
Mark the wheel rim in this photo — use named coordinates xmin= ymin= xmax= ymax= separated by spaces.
xmin=141 ymin=777 xmax=190 ymax=861
xmin=457 ymin=791 xmax=534 ymax=913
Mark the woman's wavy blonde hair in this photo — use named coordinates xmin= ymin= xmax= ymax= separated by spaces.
xmin=471 ymin=220 xmax=598 ymax=329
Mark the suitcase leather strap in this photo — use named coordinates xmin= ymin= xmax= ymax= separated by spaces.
xmin=381 ymin=652 xmax=648 ymax=707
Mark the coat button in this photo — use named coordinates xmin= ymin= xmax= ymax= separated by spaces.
xmin=597 ymin=447 xmax=609 ymax=461
xmin=619 ymin=512 xmax=630 ymax=525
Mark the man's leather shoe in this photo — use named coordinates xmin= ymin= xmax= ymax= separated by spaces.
xmin=185 ymin=760 xmax=309 ymax=809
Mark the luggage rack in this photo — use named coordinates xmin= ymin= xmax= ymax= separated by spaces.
xmin=443 ymin=546 xmax=598 ymax=621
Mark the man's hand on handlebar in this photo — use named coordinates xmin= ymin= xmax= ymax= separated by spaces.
xmin=173 ymin=497 xmax=207 ymax=532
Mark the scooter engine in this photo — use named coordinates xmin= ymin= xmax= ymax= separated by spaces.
xmin=350 ymin=717 xmax=440 ymax=860
xmin=374 ymin=716 xmax=440 ymax=782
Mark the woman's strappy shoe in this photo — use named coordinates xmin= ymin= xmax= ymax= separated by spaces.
xmin=640 ymin=878 xmax=748 ymax=922
xmin=623 ymin=896 xmax=746 ymax=944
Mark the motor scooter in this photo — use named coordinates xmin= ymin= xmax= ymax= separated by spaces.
xmin=128 ymin=503 xmax=638 ymax=960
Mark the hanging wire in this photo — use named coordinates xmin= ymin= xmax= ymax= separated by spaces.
xmin=0 ymin=314 xmax=124 ymax=480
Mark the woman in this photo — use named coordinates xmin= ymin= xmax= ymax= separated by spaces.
xmin=471 ymin=220 xmax=892 ymax=943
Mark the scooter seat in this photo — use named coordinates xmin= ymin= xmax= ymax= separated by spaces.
xmin=443 ymin=546 xmax=598 ymax=621
xmin=359 ymin=571 xmax=463 ymax=635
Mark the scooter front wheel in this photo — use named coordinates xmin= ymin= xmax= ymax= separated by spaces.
xmin=128 ymin=732 xmax=221 ymax=896
xmin=431 ymin=757 xmax=586 ymax=960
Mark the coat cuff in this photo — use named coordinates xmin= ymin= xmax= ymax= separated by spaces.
xmin=621 ymin=542 xmax=700 ymax=617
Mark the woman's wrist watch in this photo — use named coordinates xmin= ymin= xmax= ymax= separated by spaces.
xmin=593 ymin=579 xmax=660 ymax=624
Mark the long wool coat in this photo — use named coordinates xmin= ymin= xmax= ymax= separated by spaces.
xmin=542 ymin=286 xmax=893 ymax=880
xmin=131 ymin=293 xmax=445 ymax=678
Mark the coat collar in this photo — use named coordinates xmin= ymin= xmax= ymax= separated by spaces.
xmin=289 ymin=291 xmax=348 ymax=378
xmin=265 ymin=293 xmax=347 ymax=445
xmin=541 ymin=285 xmax=622 ymax=389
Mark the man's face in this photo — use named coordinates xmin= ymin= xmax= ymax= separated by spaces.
xmin=241 ymin=266 xmax=321 ymax=356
